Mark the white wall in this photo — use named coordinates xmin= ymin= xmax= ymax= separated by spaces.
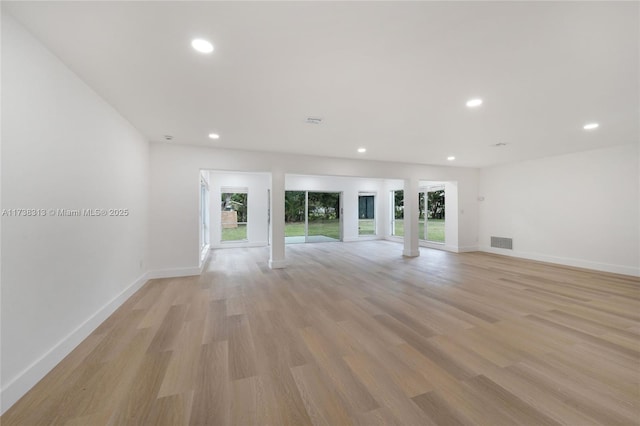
xmin=478 ymin=143 xmax=640 ymax=276
xmin=209 ymin=171 xmax=270 ymax=248
xmin=1 ymin=15 xmax=149 ymax=412
xmin=285 ymin=175 xmax=386 ymax=242
xmin=149 ymin=143 xmax=480 ymax=275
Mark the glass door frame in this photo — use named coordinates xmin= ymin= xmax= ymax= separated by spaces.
xmin=305 ymin=190 xmax=343 ymax=243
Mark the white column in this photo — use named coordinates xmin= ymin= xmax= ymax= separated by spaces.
xmin=269 ymin=169 xmax=287 ymax=269
xmin=403 ymin=178 xmax=420 ymax=257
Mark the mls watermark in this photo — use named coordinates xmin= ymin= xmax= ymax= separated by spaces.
xmin=2 ymin=208 xmax=130 ymax=217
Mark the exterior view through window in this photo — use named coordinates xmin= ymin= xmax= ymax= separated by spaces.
xmin=419 ymin=188 xmax=445 ymax=243
xmin=392 ymin=190 xmax=404 ymax=236
xmin=285 ymin=191 xmax=341 ymax=243
xmin=358 ymin=194 xmax=375 ymax=235
xmin=221 ymin=190 xmax=248 ymax=241
xmin=200 ymin=179 xmax=210 ymax=250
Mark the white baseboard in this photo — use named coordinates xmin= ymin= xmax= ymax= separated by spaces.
xmin=269 ymin=259 xmax=287 ymax=269
xmin=479 ymin=246 xmax=640 ymax=277
xmin=0 ymin=272 xmax=149 ymax=415
xmin=211 ymin=241 xmax=268 ymax=249
xmin=458 ymin=245 xmax=479 ymax=253
xmin=350 ymin=235 xmax=384 ymax=242
xmin=146 ymin=267 xmax=202 ymax=279
xmin=418 ymin=241 xmax=453 ymax=252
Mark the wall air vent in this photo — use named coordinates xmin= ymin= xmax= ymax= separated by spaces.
xmin=491 ymin=236 xmax=513 ymax=250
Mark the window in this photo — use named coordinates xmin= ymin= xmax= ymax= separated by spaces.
xmin=285 ymin=191 xmax=342 ymax=243
xmin=358 ymin=193 xmax=375 ymax=235
xmin=419 ymin=187 xmax=445 ymax=243
xmin=426 ymin=188 xmax=445 ymax=243
xmin=391 ymin=190 xmax=404 ymax=237
xmin=200 ymin=179 xmax=210 ymax=250
xmin=221 ymin=188 xmax=248 ymax=242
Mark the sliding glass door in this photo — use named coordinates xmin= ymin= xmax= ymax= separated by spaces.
xmin=284 ymin=190 xmax=305 ymax=242
xmin=391 ymin=190 xmax=404 ymax=237
xmin=418 ymin=187 xmax=445 ymax=243
xmin=285 ymin=191 xmax=342 ymax=243
xmin=307 ymin=192 xmax=341 ymax=242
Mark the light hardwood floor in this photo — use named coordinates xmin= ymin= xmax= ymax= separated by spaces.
xmin=3 ymin=241 xmax=639 ymax=425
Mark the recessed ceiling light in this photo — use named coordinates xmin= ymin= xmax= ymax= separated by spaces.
xmin=191 ymin=39 xmax=214 ymax=54
xmin=447 ymin=156 xmax=456 ymax=161
xmin=357 ymin=147 xmax=366 ymax=153
xmin=466 ymin=98 xmax=483 ymax=108
xmin=583 ymin=123 xmax=599 ymax=130
xmin=208 ymin=133 xmax=220 ymax=140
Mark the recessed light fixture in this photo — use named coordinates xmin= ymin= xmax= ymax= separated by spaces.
xmin=208 ymin=133 xmax=220 ymax=140
xmin=583 ymin=123 xmax=599 ymax=130
xmin=357 ymin=147 xmax=366 ymax=153
xmin=447 ymin=156 xmax=456 ymax=161
xmin=466 ymin=98 xmax=483 ymax=108
xmin=191 ymin=39 xmax=214 ymax=54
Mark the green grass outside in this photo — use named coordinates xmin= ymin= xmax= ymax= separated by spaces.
xmin=424 ymin=218 xmax=445 ymax=242
xmin=285 ymin=222 xmax=305 ymax=237
xmin=221 ymin=224 xmax=247 ymax=241
xmin=308 ymin=220 xmax=341 ymax=239
xmin=358 ymin=219 xmax=376 ymax=235
xmin=285 ymin=220 xmax=341 ymax=240
xmin=393 ymin=219 xmax=405 ymax=237
xmin=393 ymin=219 xmax=445 ymax=242
xmin=222 ymin=219 xmax=443 ymax=242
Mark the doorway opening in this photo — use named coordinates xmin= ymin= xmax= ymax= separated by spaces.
xmin=221 ymin=188 xmax=248 ymax=242
xmin=285 ymin=191 xmax=342 ymax=243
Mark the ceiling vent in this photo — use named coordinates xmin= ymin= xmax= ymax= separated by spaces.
xmin=305 ymin=117 xmax=323 ymax=125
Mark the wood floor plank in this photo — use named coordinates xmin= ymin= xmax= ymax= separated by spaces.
xmin=189 ymin=342 xmax=229 ymax=426
xmin=290 ymin=363 xmax=353 ymax=426
xmin=2 ymin=241 xmax=638 ymax=426
xmin=411 ymin=391 xmax=466 ymax=426
xmin=227 ymin=314 xmax=258 ymax=381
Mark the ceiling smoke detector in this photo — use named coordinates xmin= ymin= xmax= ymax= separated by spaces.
xmin=306 ymin=117 xmax=323 ymax=124
xmin=164 ymin=135 xmax=173 ymax=141
xmin=491 ymin=142 xmax=508 ymax=147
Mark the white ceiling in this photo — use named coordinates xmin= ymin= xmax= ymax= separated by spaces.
xmin=4 ymin=1 xmax=639 ymax=167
